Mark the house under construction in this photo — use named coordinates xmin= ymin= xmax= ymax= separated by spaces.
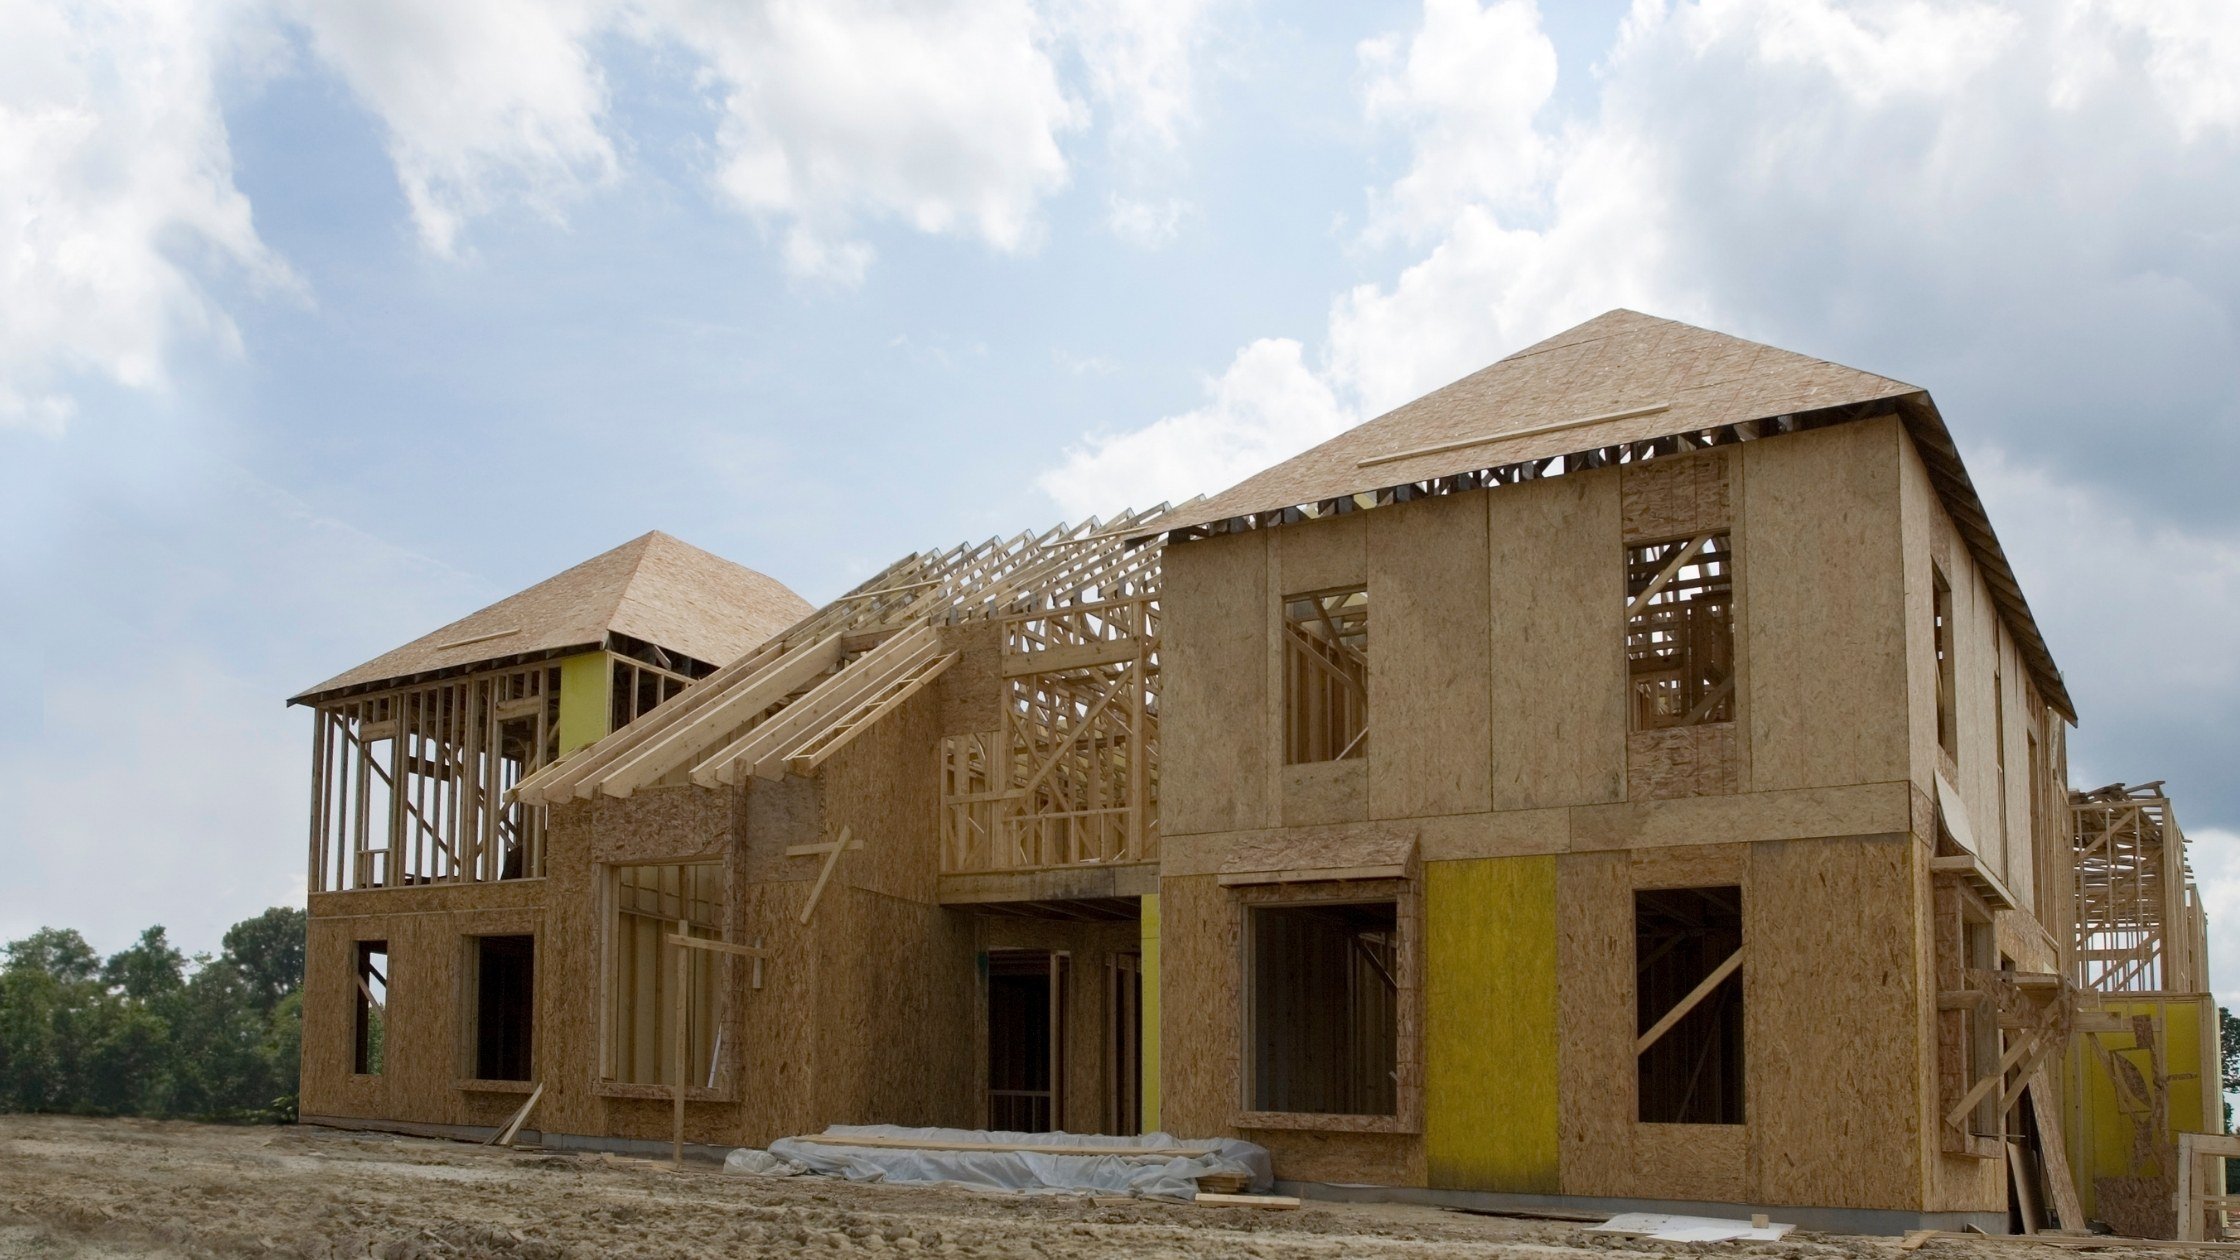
xmin=289 ymin=311 xmax=2226 ymax=1236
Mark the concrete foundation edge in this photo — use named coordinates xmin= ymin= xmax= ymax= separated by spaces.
xmin=1274 ymin=1180 xmax=2010 ymax=1237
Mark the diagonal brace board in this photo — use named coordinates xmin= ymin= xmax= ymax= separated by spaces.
xmin=799 ymin=825 xmax=855 ymax=925
xmin=1635 ymin=947 xmax=1742 ymax=1056
xmin=1625 ymin=532 xmax=1714 ymax=618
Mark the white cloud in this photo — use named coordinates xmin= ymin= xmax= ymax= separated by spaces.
xmin=1358 ymin=0 xmax=1556 ymax=241
xmin=1036 ymin=337 xmax=1350 ymax=519
xmin=652 ymin=0 xmax=1082 ymax=283
xmin=0 ymin=0 xmax=295 ymax=432
xmin=1051 ymin=0 xmax=2240 ymax=516
xmin=281 ymin=0 xmax=621 ymax=257
xmin=1059 ymin=0 xmax=1217 ymax=154
xmin=1108 ymin=194 xmax=1188 ymax=247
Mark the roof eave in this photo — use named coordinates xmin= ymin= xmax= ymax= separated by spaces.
xmin=286 ymin=638 xmax=608 ymax=709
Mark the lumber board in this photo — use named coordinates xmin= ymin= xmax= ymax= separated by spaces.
xmin=593 ymin=633 xmax=843 ymax=797
xmin=1193 ymin=1193 xmax=1300 ymax=1209
xmin=790 ymin=1134 xmax=1218 ymax=1158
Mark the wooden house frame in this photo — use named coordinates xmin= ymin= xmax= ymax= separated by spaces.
xmin=287 ymin=313 xmax=2220 ymax=1236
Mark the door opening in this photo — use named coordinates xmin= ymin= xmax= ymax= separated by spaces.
xmin=1107 ymin=952 xmax=1142 ymax=1136
xmin=987 ymin=951 xmax=1065 ymax=1132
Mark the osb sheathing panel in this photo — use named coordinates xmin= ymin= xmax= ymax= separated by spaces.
xmin=1162 ymin=532 xmax=1274 ymax=837
xmin=1899 ymin=434 xmax=2042 ymax=902
xmin=1622 ymin=447 xmax=1735 ymax=542
xmin=1277 ymin=510 xmax=1367 ymax=596
xmin=1555 ymin=848 xmax=1634 ymax=1198
xmin=301 ymin=902 xmax=549 ymax=1133
xmin=1155 ymin=874 xmax=1239 ymax=1137
xmin=936 ymin=622 xmax=1003 ymax=738
xmin=811 ymin=884 xmax=978 ymax=1133
xmin=1748 ymin=833 xmax=1922 ymax=1210
xmin=1282 ymin=760 xmax=1367 ymax=827
xmin=1567 ymin=781 xmax=1911 ymax=854
xmin=974 ymin=917 xmax=1144 ymax=1134
xmin=1557 ymin=837 xmax=1927 ymax=1211
xmin=1368 ymin=492 xmax=1492 ymax=820
xmin=1627 ymin=724 xmax=1739 ymax=800
xmin=1745 ymin=417 xmax=1909 ymax=794
xmin=820 ymin=683 xmax=943 ymax=906
xmin=1165 ymin=782 xmax=1913 ymax=875
xmin=1488 ymin=470 xmax=1626 ymax=811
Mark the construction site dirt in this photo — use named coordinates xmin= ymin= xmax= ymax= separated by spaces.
xmin=0 ymin=1115 xmax=2215 ymax=1260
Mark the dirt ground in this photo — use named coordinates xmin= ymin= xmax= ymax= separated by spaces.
xmin=0 ymin=1115 xmax=2208 ymax=1260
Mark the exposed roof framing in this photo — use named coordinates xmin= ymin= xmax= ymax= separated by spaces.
xmin=1136 ymin=310 xmax=2074 ymax=719
xmin=513 ymin=505 xmax=1186 ymax=804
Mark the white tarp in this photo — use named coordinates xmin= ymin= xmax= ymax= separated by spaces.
xmin=1586 ymin=1212 xmax=1794 ymax=1242
xmin=740 ymin=1124 xmax=1273 ymax=1200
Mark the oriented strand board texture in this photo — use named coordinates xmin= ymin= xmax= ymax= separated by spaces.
xmin=1156 ymin=310 xmax=1920 ymax=536
xmin=1487 ymin=471 xmax=1626 ymax=811
xmin=1368 ymin=493 xmax=1493 ymax=820
xmin=1555 ymin=849 xmax=1634 ymax=1198
xmin=1423 ymin=856 xmax=1558 ymax=1193
xmin=1556 ymin=837 xmax=1928 ymax=1212
xmin=295 ymin=531 xmax=810 ymax=702
xmin=1282 ymin=761 xmax=1367 ymax=827
xmin=1748 ymin=833 xmax=1922 ymax=1210
xmin=820 ymin=683 xmax=943 ymax=905
xmin=1155 ymin=874 xmax=1239 ymax=1136
xmin=1622 ymin=448 xmax=1734 ymax=542
xmin=1276 ymin=510 xmax=1366 ymax=596
xmin=1745 ymin=417 xmax=1909 ymax=793
xmin=1161 ymin=532 xmax=1274 ymax=837
xmin=301 ymin=894 xmax=547 ymax=1134
xmin=1627 ymin=724 xmax=1738 ymax=800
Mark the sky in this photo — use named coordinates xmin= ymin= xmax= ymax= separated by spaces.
xmin=2 ymin=0 xmax=2236 ymax=1020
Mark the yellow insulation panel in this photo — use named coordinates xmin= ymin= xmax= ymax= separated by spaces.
xmin=1142 ymin=892 xmax=1162 ymax=1134
xmin=557 ymin=651 xmax=611 ymax=756
xmin=2067 ymin=994 xmax=2219 ymax=1223
xmin=1424 ymin=855 xmax=1560 ymax=1193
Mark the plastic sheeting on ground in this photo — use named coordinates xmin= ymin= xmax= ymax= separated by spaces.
xmin=733 ymin=1124 xmax=1273 ymax=1200
xmin=1586 ymin=1213 xmax=1795 ymax=1242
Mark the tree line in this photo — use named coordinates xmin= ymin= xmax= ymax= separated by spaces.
xmin=0 ymin=907 xmax=304 ymax=1122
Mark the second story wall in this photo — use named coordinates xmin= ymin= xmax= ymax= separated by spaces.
xmin=1900 ymin=436 xmax=2068 ymax=914
xmin=1160 ymin=414 xmax=1922 ymax=843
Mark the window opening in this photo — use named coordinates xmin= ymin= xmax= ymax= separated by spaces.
xmin=1283 ymin=588 xmax=1368 ymax=764
xmin=607 ymin=863 xmax=724 ymax=1087
xmin=1248 ymin=900 xmax=1398 ymax=1116
xmin=1635 ymin=886 xmax=1744 ymax=1124
xmin=354 ymin=941 xmax=388 ymax=1076
xmin=472 ymin=934 xmax=535 ymax=1082
xmin=1626 ymin=534 xmax=1735 ymax=730
xmin=1934 ymin=566 xmax=1957 ymax=760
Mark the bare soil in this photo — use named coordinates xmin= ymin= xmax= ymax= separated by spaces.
xmin=0 ymin=1115 xmax=2203 ymax=1259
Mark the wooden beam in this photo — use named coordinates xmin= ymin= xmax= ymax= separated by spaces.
xmin=1635 ymin=947 xmax=1742 ymax=1056
xmin=488 ymin=1082 xmax=543 ymax=1147
xmin=1624 ymin=533 xmax=1713 ymax=619
xmin=593 ymin=633 xmax=843 ymax=798
xmin=799 ymin=825 xmax=853 ymax=925
xmin=1001 ymin=637 xmax=1146 ymax=677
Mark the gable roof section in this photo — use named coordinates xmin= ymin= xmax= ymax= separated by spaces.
xmin=290 ymin=531 xmax=814 ymax=705
xmin=1142 ymin=310 xmax=2074 ymax=719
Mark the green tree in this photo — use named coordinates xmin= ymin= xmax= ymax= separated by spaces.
xmin=103 ymin=927 xmax=186 ymax=1001
xmin=221 ymin=908 xmax=305 ymax=1013
xmin=0 ymin=909 xmax=305 ymax=1122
